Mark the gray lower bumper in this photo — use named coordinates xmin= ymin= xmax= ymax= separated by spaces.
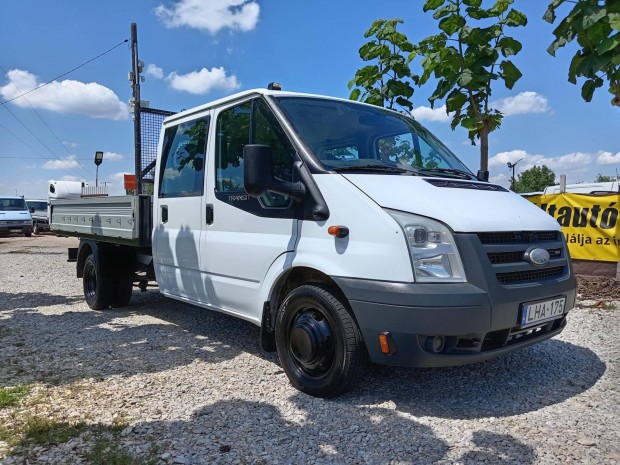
xmin=333 ymin=276 xmax=576 ymax=368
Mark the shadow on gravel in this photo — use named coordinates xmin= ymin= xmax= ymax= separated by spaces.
xmin=122 ymin=398 xmax=535 ymax=465
xmin=348 ymin=338 xmax=605 ymax=420
xmin=0 ymin=291 xmax=270 ymax=387
xmin=0 ymin=291 xmax=82 ymax=311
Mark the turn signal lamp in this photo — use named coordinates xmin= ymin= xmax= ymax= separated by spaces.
xmin=327 ymin=225 xmax=349 ymax=238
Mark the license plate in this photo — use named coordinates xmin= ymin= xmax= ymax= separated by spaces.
xmin=521 ymin=297 xmax=566 ymax=327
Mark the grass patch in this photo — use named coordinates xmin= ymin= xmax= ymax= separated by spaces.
xmin=0 ymin=385 xmax=30 ymax=408
xmin=86 ymin=439 xmax=159 ymax=465
xmin=22 ymin=416 xmax=89 ymax=445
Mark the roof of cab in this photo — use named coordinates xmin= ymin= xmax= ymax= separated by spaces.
xmin=162 ymin=88 xmax=377 ymax=126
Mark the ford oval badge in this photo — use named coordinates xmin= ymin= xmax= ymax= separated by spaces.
xmin=524 ymin=247 xmax=550 ymax=266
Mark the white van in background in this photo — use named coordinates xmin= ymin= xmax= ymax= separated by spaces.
xmin=0 ymin=196 xmax=33 ymax=237
xmin=25 ymin=199 xmax=50 ymax=235
xmin=543 ymin=181 xmax=619 ymax=195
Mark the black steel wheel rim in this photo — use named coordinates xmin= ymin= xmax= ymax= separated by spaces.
xmin=84 ymin=262 xmax=97 ymax=301
xmin=288 ymin=305 xmax=336 ymax=378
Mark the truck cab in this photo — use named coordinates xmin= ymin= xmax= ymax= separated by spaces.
xmin=0 ymin=195 xmax=33 ymax=237
xmin=148 ymin=89 xmax=576 ymax=396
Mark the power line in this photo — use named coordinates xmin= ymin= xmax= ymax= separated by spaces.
xmin=0 ymin=63 xmax=93 ymax=178
xmin=0 ymin=38 xmax=128 ymax=107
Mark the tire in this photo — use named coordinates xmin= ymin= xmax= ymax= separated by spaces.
xmin=275 ymin=284 xmax=367 ymax=398
xmin=24 ymin=232 xmax=32 ymax=237
xmin=83 ymin=253 xmax=110 ymax=310
xmin=110 ymin=272 xmax=133 ymax=308
xmin=33 ymin=224 xmax=40 ymax=235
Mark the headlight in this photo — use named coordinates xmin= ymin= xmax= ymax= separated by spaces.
xmin=387 ymin=209 xmax=466 ymax=283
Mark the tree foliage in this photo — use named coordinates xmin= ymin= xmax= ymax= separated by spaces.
xmin=544 ymin=0 xmax=620 ymax=107
xmin=417 ymin=0 xmax=527 ymax=172
xmin=348 ymin=19 xmax=418 ymax=110
xmin=594 ymin=173 xmax=617 ymax=182
xmin=513 ymin=165 xmax=557 ymax=193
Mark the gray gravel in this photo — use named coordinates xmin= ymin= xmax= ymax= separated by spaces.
xmin=1 ymin=234 xmax=619 ymax=464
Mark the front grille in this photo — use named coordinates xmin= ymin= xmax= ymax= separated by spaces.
xmin=472 ymin=230 xmax=569 ymax=285
xmin=477 ymin=231 xmax=559 ymax=244
xmin=488 ymin=248 xmax=563 ymax=264
xmin=496 ymin=266 xmax=565 ymax=284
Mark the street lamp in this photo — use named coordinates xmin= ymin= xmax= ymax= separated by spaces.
xmin=507 ymin=158 xmax=523 ymax=191
xmin=94 ymin=151 xmax=104 ymax=187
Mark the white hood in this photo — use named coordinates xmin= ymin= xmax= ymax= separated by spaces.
xmin=342 ymin=174 xmax=560 ymax=233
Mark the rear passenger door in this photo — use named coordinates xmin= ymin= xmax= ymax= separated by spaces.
xmin=153 ymin=114 xmax=211 ymax=302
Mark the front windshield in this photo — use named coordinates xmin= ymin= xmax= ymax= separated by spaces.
xmin=274 ymin=97 xmax=473 ymax=177
xmin=0 ymin=198 xmax=28 ymax=211
xmin=27 ymin=201 xmax=47 ymax=212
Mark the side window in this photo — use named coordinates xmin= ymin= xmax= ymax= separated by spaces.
xmin=159 ymin=117 xmax=209 ymax=198
xmin=215 ymin=99 xmax=295 ymax=208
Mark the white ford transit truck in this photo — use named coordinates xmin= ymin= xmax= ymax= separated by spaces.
xmin=51 ymin=88 xmax=577 ymax=397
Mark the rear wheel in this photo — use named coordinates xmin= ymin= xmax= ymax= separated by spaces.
xmin=275 ymin=284 xmax=367 ymax=398
xmin=83 ymin=253 xmax=110 ymax=310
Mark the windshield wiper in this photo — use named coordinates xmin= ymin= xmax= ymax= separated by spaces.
xmin=332 ymin=164 xmax=412 ymax=174
xmin=415 ymin=168 xmax=475 ymax=180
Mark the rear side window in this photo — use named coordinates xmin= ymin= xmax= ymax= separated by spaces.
xmin=159 ymin=117 xmax=210 ymax=198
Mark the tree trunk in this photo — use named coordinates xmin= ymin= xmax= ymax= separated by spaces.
xmin=479 ymin=126 xmax=489 ymax=172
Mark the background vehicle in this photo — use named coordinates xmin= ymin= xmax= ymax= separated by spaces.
xmin=51 ymin=88 xmax=576 ymax=397
xmin=543 ymin=181 xmax=619 ymax=195
xmin=26 ymin=199 xmax=49 ymax=235
xmin=0 ymin=195 xmax=33 ymax=237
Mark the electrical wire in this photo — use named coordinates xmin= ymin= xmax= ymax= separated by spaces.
xmin=0 ymin=39 xmax=128 ymax=106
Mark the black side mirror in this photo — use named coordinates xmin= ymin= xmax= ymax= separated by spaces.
xmin=243 ymin=145 xmax=305 ymax=202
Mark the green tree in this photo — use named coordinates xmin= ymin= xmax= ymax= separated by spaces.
xmin=417 ymin=0 xmax=527 ymax=172
xmin=544 ymin=0 xmax=620 ymax=107
xmin=594 ymin=173 xmax=616 ymax=182
xmin=513 ymin=165 xmax=557 ymax=193
xmin=348 ymin=19 xmax=418 ymax=110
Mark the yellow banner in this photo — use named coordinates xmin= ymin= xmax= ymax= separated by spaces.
xmin=527 ymin=193 xmax=619 ymax=262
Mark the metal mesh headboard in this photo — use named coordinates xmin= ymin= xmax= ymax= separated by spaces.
xmin=139 ymin=107 xmax=176 ymax=182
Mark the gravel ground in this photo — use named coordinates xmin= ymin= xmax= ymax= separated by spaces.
xmin=0 ymin=234 xmax=619 ymax=465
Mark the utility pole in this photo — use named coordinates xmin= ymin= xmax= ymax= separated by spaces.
xmin=130 ymin=23 xmax=144 ymax=195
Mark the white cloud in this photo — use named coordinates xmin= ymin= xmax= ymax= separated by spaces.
xmin=103 ymin=151 xmax=125 ymax=161
xmin=155 ymin=0 xmax=260 ymax=34
xmin=596 ymin=151 xmax=620 ymax=165
xmin=411 ymin=105 xmax=450 ymax=122
xmin=63 ymin=141 xmax=79 ymax=148
xmin=167 ymin=67 xmax=240 ymax=94
xmin=488 ymin=149 xmax=598 ymax=186
xmin=42 ymin=155 xmax=81 ymax=170
xmin=146 ymin=64 xmax=164 ymax=79
xmin=491 ymin=91 xmax=550 ymax=116
xmin=0 ymin=69 xmax=128 ymax=120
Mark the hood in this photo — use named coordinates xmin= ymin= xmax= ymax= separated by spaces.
xmin=342 ymin=174 xmax=560 ymax=233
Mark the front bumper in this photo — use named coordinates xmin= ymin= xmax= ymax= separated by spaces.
xmin=333 ymin=231 xmax=577 ymax=368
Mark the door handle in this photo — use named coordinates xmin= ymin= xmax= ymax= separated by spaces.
xmin=206 ymin=204 xmax=214 ymax=225
xmin=161 ymin=205 xmax=168 ymax=223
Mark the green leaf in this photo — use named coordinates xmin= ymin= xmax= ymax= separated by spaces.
xmin=349 ymin=88 xmax=361 ymax=101
xmin=581 ymin=7 xmax=607 ymax=30
xmin=597 ymin=35 xmax=620 ymax=55
xmin=500 ymin=60 xmax=522 ymax=89
xmin=423 ymin=0 xmax=445 ymax=12
xmin=581 ymin=79 xmax=597 ymax=102
xmin=610 ymin=13 xmax=620 ymax=31
xmin=543 ymin=0 xmax=565 ymax=24
xmin=433 ymin=4 xmax=458 ymax=20
xmin=505 ymin=9 xmax=528 ymax=27
xmin=489 ymin=0 xmax=512 ymax=16
xmin=439 ymin=14 xmax=465 ymax=35
xmin=446 ymin=89 xmax=468 ymax=112
xmin=457 ymin=70 xmax=475 ymax=87
xmin=467 ymin=6 xmax=489 ymax=20
xmin=497 ymin=37 xmax=522 ymax=57
xmin=463 ymin=0 xmax=482 ymax=6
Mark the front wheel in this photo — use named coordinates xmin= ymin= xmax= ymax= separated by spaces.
xmin=275 ymin=284 xmax=367 ymax=398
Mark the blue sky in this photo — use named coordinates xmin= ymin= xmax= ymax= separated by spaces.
xmin=1 ymin=0 xmax=618 ymax=199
